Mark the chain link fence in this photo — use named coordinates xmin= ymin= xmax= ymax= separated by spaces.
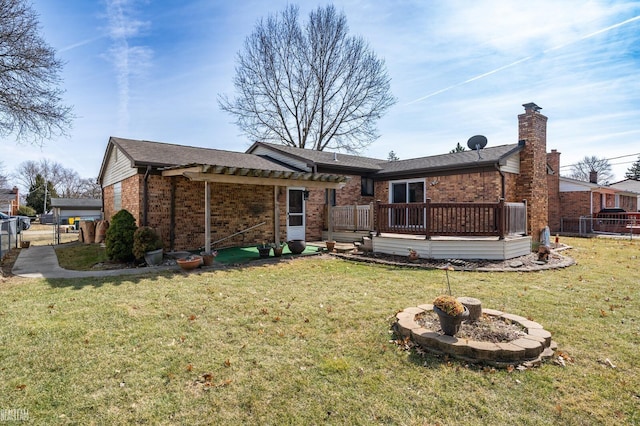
xmin=561 ymin=215 xmax=638 ymax=239
xmin=0 ymin=218 xmax=18 ymax=260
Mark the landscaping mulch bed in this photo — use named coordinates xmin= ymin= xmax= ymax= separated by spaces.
xmin=415 ymin=311 xmax=526 ymax=343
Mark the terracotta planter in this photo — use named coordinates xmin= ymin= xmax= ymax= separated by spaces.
xmin=433 ymin=305 xmax=469 ymax=336
xmin=325 ymin=241 xmax=336 ymax=252
xmin=287 ymin=240 xmax=306 ymax=255
xmin=201 ymin=253 xmax=216 ymax=266
xmin=20 ymin=241 xmax=31 ymax=249
xmin=273 ymin=246 xmax=283 ymax=257
xmin=177 ymin=256 xmax=202 ymax=271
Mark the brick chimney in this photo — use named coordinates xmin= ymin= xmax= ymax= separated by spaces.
xmin=10 ymin=186 xmax=19 ymax=215
xmin=589 ymin=171 xmax=598 ymax=184
xmin=516 ymin=102 xmax=548 ymax=242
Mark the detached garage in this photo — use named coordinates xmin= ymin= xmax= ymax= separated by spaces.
xmin=50 ymin=198 xmax=103 ymax=229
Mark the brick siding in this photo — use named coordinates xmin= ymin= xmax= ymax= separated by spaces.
xmin=517 ymin=106 xmax=548 ymax=241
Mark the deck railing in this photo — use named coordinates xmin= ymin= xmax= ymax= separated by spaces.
xmin=374 ymin=199 xmax=527 ymax=239
xmin=326 ymin=203 xmax=374 ymax=231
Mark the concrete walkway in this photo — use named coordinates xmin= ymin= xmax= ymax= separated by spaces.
xmin=12 ymin=245 xmax=173 ymax=279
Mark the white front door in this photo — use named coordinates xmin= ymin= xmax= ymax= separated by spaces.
xmin=287 ymin=188 xmax=306 ymax=241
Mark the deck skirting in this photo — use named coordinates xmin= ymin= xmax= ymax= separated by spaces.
xmin=372 ymin=234 xmax=532 ymax=260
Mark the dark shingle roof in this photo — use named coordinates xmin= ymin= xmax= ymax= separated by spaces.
xmin=110 ymin=137 xmax=296 ymax=172
xmin=100 ymin=137 xmax=524 ymax=183
xmin=50 ymin=198 xmax=102 ymax=209
xmin=247 ymin=142 xmax=384 ymax=172
xmin=375 ymin=143 xmax=523 ymax=177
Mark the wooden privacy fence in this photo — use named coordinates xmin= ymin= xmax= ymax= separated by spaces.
xmin=374 ymin=199 xmax=527 ymax=239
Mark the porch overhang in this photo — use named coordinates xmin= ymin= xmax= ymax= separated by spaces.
xmin=161 ymin=163 xmax=347 ymax=255
xmin=161 ymin=164 xmax=347 ymax=189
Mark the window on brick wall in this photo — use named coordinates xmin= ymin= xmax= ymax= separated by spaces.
xmin=361 ymin=177 xmax=374 ymax=196
xmin=325 ymin=189 xmax=336 ymax=206
xmin=114 ymin=182 xmax=122 ymax=211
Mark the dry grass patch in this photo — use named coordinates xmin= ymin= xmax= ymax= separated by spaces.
xmin=0 ymin=237 xmax=638 ymax=424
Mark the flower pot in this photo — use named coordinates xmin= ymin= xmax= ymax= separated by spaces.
xmin=201 ymin=253 xmax=216 ymax=266
xmin=177 ymin=256 xmax=202 ymax=271
xmin=20 ymin=241 xmax=31 ymax=249
xmin=408 ymin=252 xmax=419 ymax=262
xmin=433 ymin=305 xmax=469 ymax=336
xmin=257 ymin=247 xmax=271 ymax=258
xmin=273 ymin=246 xmax=283 ymax=257
xmin=287 ymin=240 xmax=306 ymax=255
xmin=325 ymin=241 xmax=336 ymax=252
xmin=144 ymin=248 xmax=163 ymax=266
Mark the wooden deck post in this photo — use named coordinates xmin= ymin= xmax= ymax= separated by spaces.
xmin=498 ymin=198 xmax=505 ymax=240
xmin=425 ymin=198 xmax=431 ymax=240
xmin=369 ymin=202 xmax=375 ymax=232
xmin=375 ymin=200 xmax=381 ymax=236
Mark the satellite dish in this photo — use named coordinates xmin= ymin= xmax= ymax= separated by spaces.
xmin=467 ymin=135 xmax=488 ymax=160
xmin=467 ymin=135 xmax=488 ymax=150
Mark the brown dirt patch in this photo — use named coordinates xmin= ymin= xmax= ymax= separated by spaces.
xmin=415 ymin=311 xmax=526 ymax=343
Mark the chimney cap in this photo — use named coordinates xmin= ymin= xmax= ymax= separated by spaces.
xmin=523 ymin=102 xmax=542 ymax=113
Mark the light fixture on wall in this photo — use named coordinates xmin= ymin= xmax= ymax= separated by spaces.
xmin=303 ymin=190 xmax=310 ymax=200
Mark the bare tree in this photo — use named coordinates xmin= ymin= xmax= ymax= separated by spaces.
xmin=219 ymin=5 xmax=396 ymax=153
xmin=0 ymin=0 xmax=72 ymax=144
xmin=12 ymin=159 xmax=100 ymax=198
xmin=569 ymin=155 xmax=614 ymax=185
xmin=0 ymin=161 xmax=7 ymax=187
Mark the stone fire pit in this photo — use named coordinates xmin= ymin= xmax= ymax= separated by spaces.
xmin=395 ymin=302 xmax=556 ymax=368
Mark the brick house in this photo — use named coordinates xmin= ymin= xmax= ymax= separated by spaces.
xmin=609 ymin=179 xmax=640 ymax=211
xmin=98 ymin=102 xmax=553 ymax=256
xmin=97 ymin=138 xmax=347 ymax=252
xmin=249 ymin=102 xmax=550 ymax=243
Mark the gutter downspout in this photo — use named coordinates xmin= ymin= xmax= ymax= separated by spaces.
xmin=142 ymin=165 xmax=151 ymax=226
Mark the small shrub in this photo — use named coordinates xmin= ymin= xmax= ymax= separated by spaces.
xmin=105 ymin=210 xmax=137 ymax=262
xmin=433 ymin=295 xmax=465 ymax=316
xmin=132 ymin=226 xmax=163 ymax=260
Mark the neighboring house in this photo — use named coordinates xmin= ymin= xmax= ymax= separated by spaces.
xmin=546 ymin=171 xmax=639 ymax=233
xmin=0 ymin=187 xmax=20 ymax=215
xmin=97 ymin=102 xmax=550 ymax=256
xmin=609 ymin=179 xmax=640 ymax=211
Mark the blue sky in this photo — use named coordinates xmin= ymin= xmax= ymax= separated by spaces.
xmin=3 ymin=0 xmax=640 ymax=186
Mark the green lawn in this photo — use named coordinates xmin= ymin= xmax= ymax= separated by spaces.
xmin=1 ymin=237 xmax=639 ymax=425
